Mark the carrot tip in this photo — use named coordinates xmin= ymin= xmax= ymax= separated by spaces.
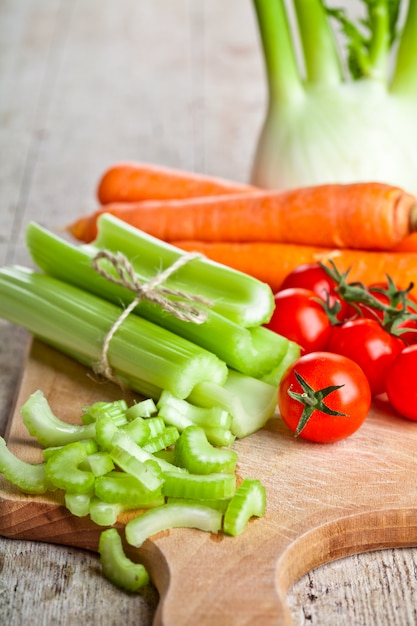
xmin=67 ymin=216 xmax=96 ymax=243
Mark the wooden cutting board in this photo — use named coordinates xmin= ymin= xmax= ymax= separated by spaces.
xmin=2 ymin=339 xmax=417 ymax=626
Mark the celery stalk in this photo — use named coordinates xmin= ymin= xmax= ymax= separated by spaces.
xmin=26 ymin=221 xmax=291 ymax=379
xmin=27 ymin=217 xmax=274 ymax=327
xmin=0 ymin=266 xmax=228 ymax=400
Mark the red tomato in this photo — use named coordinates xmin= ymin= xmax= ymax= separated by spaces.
xmin=265 ymin=288 xmax=331 ymax=353
xmin=278 ymin=352 xmax=371 ymax=443
xmin=279 ymin=263 xmax=348 ymax=321
xmin=386 ymin=345 xmax=417 ymax=420
xmin=327 ymin=318 xmax=404 ymax=396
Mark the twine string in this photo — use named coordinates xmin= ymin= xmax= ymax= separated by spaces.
xmin=91 ymin=250 xmax=212 ymax=382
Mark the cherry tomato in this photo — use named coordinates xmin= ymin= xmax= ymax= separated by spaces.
xmin=265 ymin=288 xmax=331 ymax=353
xmin=279 ymin=263 xmax=349 ymax=321
xmin=327 ymin=318 xmax=404 ymax=396
xmin=278 ymin=352 xmax=371 ymax=443
xmin=386 ymin=345 xmax=417 ymax=421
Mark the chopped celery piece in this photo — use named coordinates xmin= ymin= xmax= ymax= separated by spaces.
xmin=99 ymin=528 xmax=150 ymax=592
xmin=189 ymin=370 xmax=278 ymax=439
xmin=143 ymin=417 xmax=166 ymax=438
xmin=174 ymin=426 xmax=238 ymax=475
xmin=112 ymin=431 xmax=186 ymax=474
xmin=20 ymin=390 xmax=96 ymax=447
xmin=158 ymin=390 xmax=232 ymax=430
xmin=27 ymin=217 xmax=274 ymax=327
xmin=110 ymin=446 xmax=164 ymax=492
xmin=94 ymin=472 xmax=164 ymax=508
xmin=81 ymin=400 xmax=128 ymax=426
xmin=162 ymin=471 xmax=236 ymax=500
xmin=201 ymin=426 xmax=236 ymax=448
xmin=152 ymin=449 xmax=176 ymax=465
xmin=0 ymin=266 xmax=228 ymax=400
xmin=89 ymin=497 xmax=123 ymax=526
xmin=85 ymin=452 xmax=115 ymax=477
xmin=121 ymin=418 xmax=150 ymax=445
xmin=45 ymin=440 xmax=97 ymax=494
xmin=223 ymin=479 xmax=266 ymax=537
xmin=0 ymin=437 xmax=49 ymax=494
xmin=95 ymin=414 xmax=121 ymax=451
xmin=125 ymin=502 xmax=223 ymax=548
xmin=142 ymin=427 xmax=180 ymax=453
xmin=125 ymin=399 xmax=157 ymax=419
xmin=157 ymin=390 xmax=234 ymax=446
xmin=166 ymin=497 xmax=231 ymax=514
xmin=42 ymin=446 xmax=64 ymax=461
xmin=65 ymin=491 xmax=93 ymax=517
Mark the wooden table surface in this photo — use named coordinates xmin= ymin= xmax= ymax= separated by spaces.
xmin=1 ymin=1 xmax=417 ymax=624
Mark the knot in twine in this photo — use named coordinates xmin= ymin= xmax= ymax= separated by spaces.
xmin=91 ymin=249 xmax=212 ymax=382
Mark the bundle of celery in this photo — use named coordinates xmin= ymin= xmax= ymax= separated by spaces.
xmin=26 ymin=215 xmax=297 ymax=381
xmin=251 ymin=0 xmax=417 ymax=195
xmin=0 ymin=217 xmax=300 ymax=439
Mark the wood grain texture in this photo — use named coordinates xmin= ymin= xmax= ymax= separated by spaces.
xmin=2 ymin=1 xmax=417 ymax=625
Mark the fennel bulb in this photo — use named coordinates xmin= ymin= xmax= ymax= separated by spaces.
xmin=251 ymin=0 xmax=417 ymax=195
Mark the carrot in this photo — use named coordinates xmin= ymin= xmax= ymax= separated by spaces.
xmin=173 ymin=240 xmax=417 ymax=294
xmin=97 ymin=162 xmax=256 ymax=204
xmin=393 ymin=232 xmax=417 ymax=252
xmin=69 ymin=182 xmax=417 ymax=250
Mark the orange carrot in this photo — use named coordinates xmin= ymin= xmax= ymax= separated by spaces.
xmin=393 ymin=232 xmax=417 ymax=252
xmin=97 ymin=162 xmax=256 ymax=204
xmin=69 ymin=182 xmax=417 ymax=250
xmin=173 ymin=240 xmax=417 ymax=294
